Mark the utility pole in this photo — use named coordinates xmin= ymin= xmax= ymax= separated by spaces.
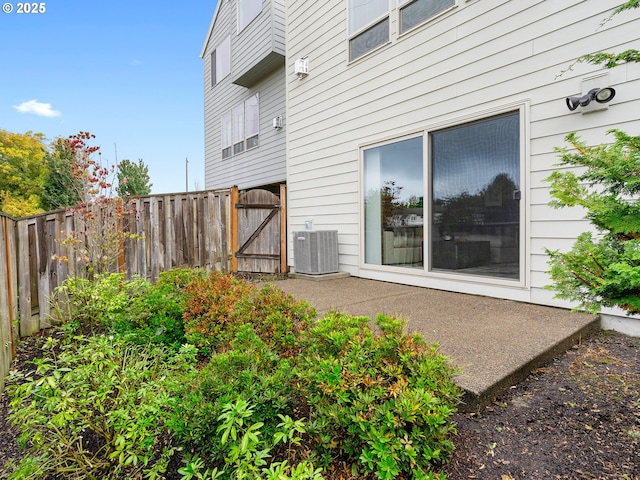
xmin=185 ymin=157 xmax=189 ymax=192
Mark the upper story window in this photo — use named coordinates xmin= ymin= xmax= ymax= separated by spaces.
xmin=245 ymin=94 xmax=259 ymax=149
xmin=211 ymin=36 xmax=231 ymax=86
xmin=221 ymin=112 xmax=232 ymax=159
xmin=238 ymin=0 xmax=262 ymax=32
xmin=221 ymin=94 xmax=260 ymax=159
xmin=232 ymin=103 xmax=245 ymax=155
xmin=398 ymin=0 xmax=454 ymax=34
xmin=348 ymin=0 xmax=389 ymax=61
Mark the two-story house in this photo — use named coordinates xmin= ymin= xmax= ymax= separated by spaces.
xmin=201 ymin=0 xmax=286 ymax=192
xmin=284 ymin=0 xmax=640 ymax=333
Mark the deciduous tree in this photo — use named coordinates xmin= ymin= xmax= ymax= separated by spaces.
xmin=41 ymin=137 xmax=83 ymax=211
xmin=0 ymin=129 xmax=47 ymax=216
xmin=52 ymin=132 xmax=140 ymax=278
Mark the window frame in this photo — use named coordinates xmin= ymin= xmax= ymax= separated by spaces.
xmin=359 ymin=105 xmax=527 ymax=287
xmin=220 ymin=94 xmax=260 ymax=159
xmin=211 ymin=35 xmax=231 ymax=87
xmin=238 ymin=0 xmax=262 ymax=32
xmin=347 ymin=0 xmax=390 ymax=61
xmin=221 ymin=111 xmax=232 ymax=159
xmin=245 ymin=94 xmax=260 ymax=150
xmin=397 ymin=0 xmax=456 ymax=35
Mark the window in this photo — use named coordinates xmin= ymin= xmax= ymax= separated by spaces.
xmin=348 ymin=0 xmax=389 ymax=61
xmin=238 ymin=0 xmax=262 ymax=31
xmin=362 ymin=111 xmax=522 ymax=281
xmin=364 ymin=136 xmax=424 ymax=268
xmin=221 ymin=112 xmax=232 ymax=159
xmin=398 ymin=0 xmax=454 ymax=34
xmin=232 ymin=103 xmax=245 ymax=154
xmin=211 ymin=36 xmax=230 ymax=86
xmin=221 ymin=95 xmax=260 ymax=159
xmin=429 ymin=112 xmax=520 ymax=279
xmin=245 ymin=94 xmax=259 ymax=149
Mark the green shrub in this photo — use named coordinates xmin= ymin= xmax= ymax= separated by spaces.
xmin=297 ymin=312 xmax=460 ymax=479
xmin=231 ymin=283 xmax=316 ymax=356
xmin=51 ymin=273 xmax=148 ymax=334
xmin=5 ymin=335 xmax=189 ymax=479
xmin=21 ymin=269 xmax=459 ymax=479
xmin=166 ymin=325 xmax=298 ymax=464
xmin=182 ymin=272 xmax=256 ymax=355
xmin=111 ymin=268 xmax=206 ymax=348
xmin=182 ymin=273 xmax=316 ymax=356
xmin=546 ymin=130 xmax=640 ymax=315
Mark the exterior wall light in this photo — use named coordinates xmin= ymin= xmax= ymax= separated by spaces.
xmin=566 ymin=87 xmax=616 ymax=111
xmin=294 ymin=57 xmax=309 ymax=79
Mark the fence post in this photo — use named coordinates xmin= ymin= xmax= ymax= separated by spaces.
xmin=3 ymin=216 xmax=15 ymax=359
xmin=279 ymin=183 xmax=287 ymax=274
xmin=230 ymin=186 xmax=239 ymax=273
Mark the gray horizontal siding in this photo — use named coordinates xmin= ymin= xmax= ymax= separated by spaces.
xmin=205 ymin=67 xmax=286 ymax=190
xmin=203 ymin=0 xmax=286 ymax=190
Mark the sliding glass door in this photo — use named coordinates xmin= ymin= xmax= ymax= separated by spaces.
xmin=363 ymin=111 xmax=521 ymax=281
xmin=430 ymin=112 xmax=520 ymax=279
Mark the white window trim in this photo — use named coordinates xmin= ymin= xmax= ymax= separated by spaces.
xmin=221 ymin=111 xmax=232 ymax=159
xmin=358 ymin=103 xmax=529 ymax=288
xmin=237 ymin=0 xmax=263 ymax=33
xmin=396 ymin=0 xmax=457 ymax=37
xmin=347 ymin=0 xmax=391 ymax=62
xmin=220 ymin=94 xmax=260 ymax=159
xmin=212 ymin=35 xmax=231 ymax=87
xmin=245 ymin=93 xmax=260 ymax=150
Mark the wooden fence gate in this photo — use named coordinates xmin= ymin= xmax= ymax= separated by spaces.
xmin=231 ymin=185 xmax=287 ymax=274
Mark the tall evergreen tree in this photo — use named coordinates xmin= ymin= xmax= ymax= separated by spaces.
xmin=116 ymin=158 xmax=152 ymax=198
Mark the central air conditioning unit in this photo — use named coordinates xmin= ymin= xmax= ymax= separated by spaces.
xmin=293 ymin=230 xmax=339 ymax=275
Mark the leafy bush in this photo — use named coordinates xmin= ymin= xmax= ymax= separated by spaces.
xmin=182 ymin=272 xmax=316 ymax=356
xmin=111 ymin=268 xmax=205 ymax=348
xmin=5 ymin=335 xmax=190 ymax=479
xmin=167 ymin=325 xmax=299 ymax=464
xmin=296 ymin=312 xmax=460 ymax=479
xmin=51 ymin=273 xmax=148 ymax=334
xmin=230 ymin=283 xmax=316 ymax=356
xmin=182 ymin=272 xmax=256 ymax=355
xmin=9 ymin=268 xmax=461 ymax=479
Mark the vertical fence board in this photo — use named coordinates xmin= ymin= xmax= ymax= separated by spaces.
xmin=163 ymin=195 xmax=173 ymax=271
xmin=0 ymin=216 xmax=13 ymax=392
xmin=7 ymin=217 xmax=18 ymax=355
xmin=150 ymin=197 xmax=160 ymax=282
xmin=280 ymin=184 xmax=288 ymax=274
xmin=220 ymin=192 xmax=229 ymax=272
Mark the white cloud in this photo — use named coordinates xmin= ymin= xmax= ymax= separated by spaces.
xmin=13 ymin=99 xmax=61 ymax=117
xmin=129 ymin=59 xmax=142 ymax=67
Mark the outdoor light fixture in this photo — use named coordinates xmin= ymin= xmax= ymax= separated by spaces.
xmin=566 ymin=87 xmax=616 ymax=111
xmin=294 ymin=57 xmax=309 ymax=79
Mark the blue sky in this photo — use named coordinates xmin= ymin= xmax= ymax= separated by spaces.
xmin=0 ymin=0 xmax=217 ymax=194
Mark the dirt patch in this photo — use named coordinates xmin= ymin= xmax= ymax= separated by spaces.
xmin=442 ymin=330 xmax=639 ymax=480
xmin=1 ymin=329 xmax=638 ymax=479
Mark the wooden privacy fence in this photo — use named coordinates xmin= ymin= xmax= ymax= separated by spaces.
xmin=0 ymin=189 xmax=233 ymax=390
xmin=1 ymin=214 xmax=18 ymax=392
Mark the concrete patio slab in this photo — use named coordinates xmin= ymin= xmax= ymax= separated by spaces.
xmin=268 ymin=276 xmax=600 ymax=411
